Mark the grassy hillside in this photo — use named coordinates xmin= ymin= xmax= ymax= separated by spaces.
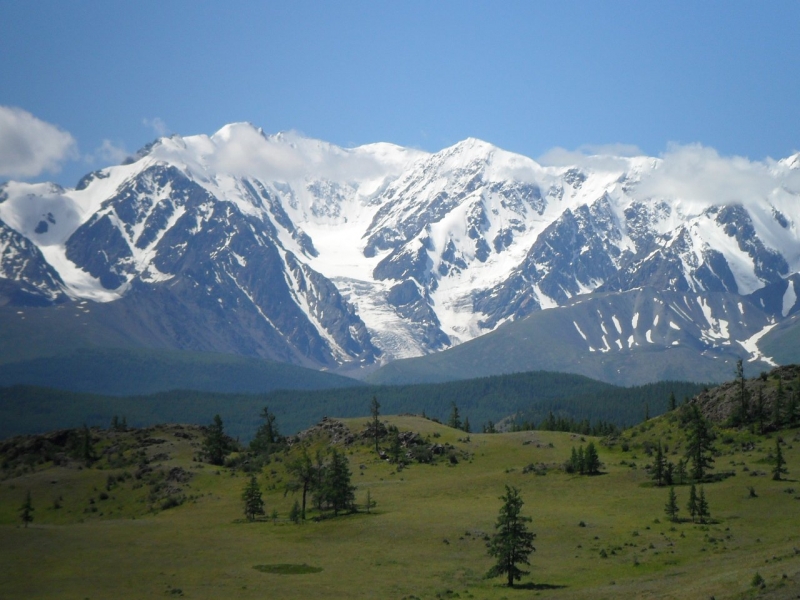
xmin=0 ymin=347 xmax=360 ymax=396
xmin=0 ymin=372 xmax=706 ymax=441
xmin=1 ymin=413 xmax=799 ymax=599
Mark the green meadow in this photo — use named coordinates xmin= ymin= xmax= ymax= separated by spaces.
xmin=1 ymin=413 xmax=799 ymax=599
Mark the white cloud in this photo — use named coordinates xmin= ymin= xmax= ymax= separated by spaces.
xmin=0 ymin=106 xmax=77 ymax=178
xmin=87 ymin=139 xmax=129 ymax=165
xmin=633 ymin=143 xmax=800 ymax=209
xmin=538 ymin=143 xmax=644 ymax=171
xmin=143 ymin=117 xmax=169 ymax=137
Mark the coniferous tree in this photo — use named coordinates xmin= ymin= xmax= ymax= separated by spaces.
xmin=669 ymin=391 xmax=677 ymax=412
xmin=665 ymin=461 xmax=675 ymax=486
xmin=772 ymin=438 xmax=788 ymax=481
xmin=652 ymin=441 xmax=666 ymax=486
xmin=577 ymin=446 xmax=586 ymax=475
xmin=448 ymin=402 xmax=462 ymax=430
xmin=483 ymin=421 xmax=497 ymax=434
xmin=567 ymin=447 xmax=580 ymax=474
xmin=584 ymin=442 xmax=601 ymax=475
xmin=675 ymin=459 xmax=688 ymax=486
xmin=664 ymin=487 xmax=680 ymax=522
xmin=486 ymin=485 xmax=536 ymax=588
xmin=285 ymin=447 xmax=315 ymax=520
xmin=697 ymin=486 xmax=710 ymax=524
xmin=250 ymin=407 xmax=282 ymax=455
xmin=754 ymin=389 xmax=767 ymax=434
xmin=687 ymin=484 xmax=698 ymax=523
xmin=369 ymin=396 xmax=381 ymax=454
xmin=736 ymin=358 xmax=749 ymax=425
xmin=322 ymin=448 xmax=356 ymax=516
xmin=787 ymin=379 xmax=799 ymax=427
xmin=463 ymin=417 xmax=471 ymax=434
xmin=774 ymin=378 xmax=785 ymax=430
xmin=202 ymin=415 xmax=230 ymax=466
xmin=242 ymin=475 xmax=265 ymax=521
xmin=686 ymin=405 xmax=714 ymax=481
xmin=20 ymin=490 xmax=33 ymax=528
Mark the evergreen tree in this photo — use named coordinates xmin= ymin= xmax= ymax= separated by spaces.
xmin=652 ymin=441 xmax=666 ymax=486
xmin=669 ymin=391 xmax=677 ymax=411
xmin=365 ymin=489 xmax=374 ymax=514
xmin=787 ymin=378 xmax=799 ymax=427
xmin=772 ymin=438 xmax=788 ymax=481
xmin=369 ymin=396 xmax=381 ymax=454
xmin=448 ymin=402 xmax=462 ymax=430
xmin=567 ymin=447 xmax=579 ymax=474
xmin=686 ymin=405 xmax=714 ymax=481
xmin=665 ymin=461 xmax=675 ymax=486
xmin=675 ymin=459 xmax=688 ymax=486
xmin=664 ymin=487 xmax=680 ymax=522
xmin=754 ymin=389 xmax=767 ymax=434
xmin=697 ymin=486 xmax=710 ymax=524
xmin=577 ymin=446 xmax=586 ymax=475
xmin=463 ymin=416 xmax=471 ymax=434
xmin=486 ymin=485 xmax=536 ymax=588
xmin=202 ymin=414 xmax=230 ymax=466
xmin=250 ymin=407 xmax=282 ymax=454
xmin=584 ymin=442 xmax=601 ymax=475
xmin=736 ymin=358 xmax=749 ymax=425
xmin=285 ymin=447 xmax=315 ymax=520
xmin=483 ymin=421 xmax=496 ymax=434
xmin=20 ymin=490 xmax=33 ymax=528
xmin=687 ymin=484 xmax=698 ymax=523
xmin=242 ymin=475 xmax=265 ymax=521
xmin=774 ymin=378 xmax=785 ymax=429
xmin=321 ymin=448 xmax=356 ymax=516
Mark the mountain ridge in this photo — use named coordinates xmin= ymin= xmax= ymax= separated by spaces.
xmin=2 ymin=125 xmax=799 ymax=384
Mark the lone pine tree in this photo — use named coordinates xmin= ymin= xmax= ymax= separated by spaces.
xmin=772 ymin=438 xmax=788 ymax=481
xmin=202 ymin=414 xmax=230 ymax=466
xmin=486 ymin=485 xmax=536 ymax=588
xmin=242 ymin=475 xmax=265 ymax=522
xmin=369 ymin=396 xmax=381 ymax=454
xmin=686 ymin=405 xmax=715 ymax=481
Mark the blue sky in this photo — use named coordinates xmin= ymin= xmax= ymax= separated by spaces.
xmin=1 ymin=1 xmax=799 ymax=186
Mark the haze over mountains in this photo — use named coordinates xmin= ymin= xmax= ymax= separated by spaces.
xmin=1 ymin=123 xmax=799 ymax=386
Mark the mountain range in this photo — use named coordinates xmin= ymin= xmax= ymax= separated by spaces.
xmin=1 ymin=123 xmax=799 ymax=386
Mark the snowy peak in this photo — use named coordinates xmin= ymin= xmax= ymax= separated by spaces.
xmin=1 ymin=125 xmax=800 ymax=375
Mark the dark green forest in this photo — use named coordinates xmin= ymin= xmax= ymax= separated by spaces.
xmin=0 ymin=371 xmax=706 ymax=441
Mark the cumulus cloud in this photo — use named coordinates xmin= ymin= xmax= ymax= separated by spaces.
xmin=143 ymin=117 xmax=170 ymax=137
xmin=0 ymin=106 xmax=77 ymax=178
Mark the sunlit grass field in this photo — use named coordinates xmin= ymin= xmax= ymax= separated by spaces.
xmin=1 ymin=414 xmax=799 ymax=599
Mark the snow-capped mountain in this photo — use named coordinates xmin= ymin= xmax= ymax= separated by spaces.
xmin=1 ymin=123 xmax=799 ymax=380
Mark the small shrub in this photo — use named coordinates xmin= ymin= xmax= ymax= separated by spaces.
xmin=752 ymin=572 xmax=765 ymax=587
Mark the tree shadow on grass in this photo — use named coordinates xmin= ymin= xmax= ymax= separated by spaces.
xmin=510 ymin=582 xmax=567 ymax=591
